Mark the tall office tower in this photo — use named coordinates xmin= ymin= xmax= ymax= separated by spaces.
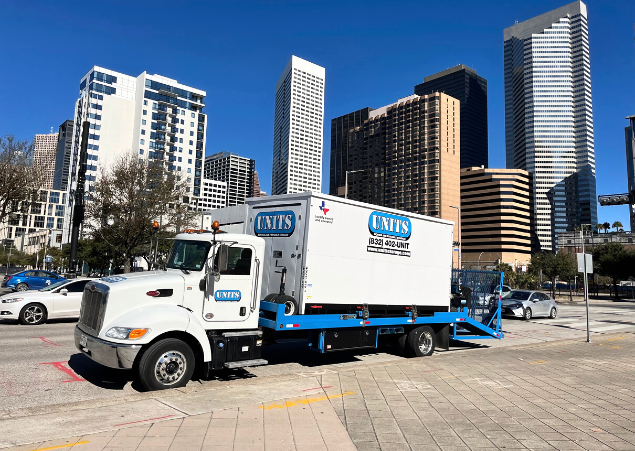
xmin=329 ymin=107 xmax=374 ymax=196
xmin=63 ymin=66 xmax=206 ymax=242
xmin=34 ymin=132 xmax=59 ymax=189
xmin=625 ymin=115 xmax=635 ymax=231
xmin=204 ymin=152 xmax=255 ymax=206
xmin=272 ymin=56 xmax=325 ymax=195
xmin=460 ymin=167 xmax=534 ymax=269
xmin=53 ymin=120 xmax=74 ymax=191
xmin=346 ymin=93 xmax=461 ymax=266
xmin=414 ymin=65 xmax=488 ymax=169
xmin=504 ymin=1 xmax=597 ymax=251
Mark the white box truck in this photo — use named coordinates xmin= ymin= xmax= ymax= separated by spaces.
xmin=75 ymin=193 xmax=502 ymax=391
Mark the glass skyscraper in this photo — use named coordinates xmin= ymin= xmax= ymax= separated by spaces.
xmin=504 ymin=1 xmax=597 ymax=251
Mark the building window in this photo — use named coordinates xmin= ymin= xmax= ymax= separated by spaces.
xmin=56 ymin=218 xmax=63 ymax=229
xmin=34 ymin=216 xmax=45 ymax=228
xmin=140 ymin=139 xmax=145 ymax=145
xmin=189 ymin=140 xmax=193 ymax=145
xmin=141 ymin=129 xmax=146 ymax=135
xmin=179 ymin=138 xmax=183 ymax=143
xmin=46 ymin=217 xmax=54 ymax=229
xmin=191 ymin=113 xmax=195 ymax=118
xmin=49 ymin=192 xmax=60 ymax=204
xmin=143 ymin=110 xmax=147 ymax=115
xmin=142 ymin=119 xmax=146 ymax=125
xmin=139 ymin=149 xmax=144 ymax=155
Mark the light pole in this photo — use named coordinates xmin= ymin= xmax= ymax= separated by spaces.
xmin=450 ymin=205 xmax=461 ymax=270
xmin=580 ymin=223 xmax=592 ymax=343
xmin=345 ymin=169 xmax=365 ymax=199
xmin=478 ymin=252 xmax=484 ymax=271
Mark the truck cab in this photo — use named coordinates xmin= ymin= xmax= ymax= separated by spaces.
xmin=75 ymin=228 xmax=267 ymax=391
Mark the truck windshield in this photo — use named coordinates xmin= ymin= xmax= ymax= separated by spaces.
xmin=166 ymin=240 xmax=212 ymax=271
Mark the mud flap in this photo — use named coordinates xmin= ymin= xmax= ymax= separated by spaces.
xmin=435 ymin=325 xmax=449 ymax=351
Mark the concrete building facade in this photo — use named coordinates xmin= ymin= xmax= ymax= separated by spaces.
xmin=204 ymin=152 xmax=255 ymax=207
xmin=504 ymin=1 xmax=597 ymax=251
xmin=199 ymin=179 xmax=227 ymax=211
xmin=345 ymin=92 xmax=461 ymax=266
xmin=272 ymin=56 xmax=325 ymax=195
xmin=33 ymin=132 xmax=59 ymax=190
xmin=460 ymin=167 xmax=533 ymax=269
xmin=414 ymin=65 xmax=488 ymax=169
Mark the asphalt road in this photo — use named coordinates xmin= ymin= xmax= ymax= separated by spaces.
xmin=1 ymin=295 xmax=634 ymax=414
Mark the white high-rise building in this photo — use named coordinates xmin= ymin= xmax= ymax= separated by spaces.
xmin=272 ymin=56 xmax=325 ymax=195
xmin=34 ymin=132 xmax=59 ymax=190
xmin=63 ymin=66 xmax=207 ymax=242
xmin=504 ymin=1 xmax=597 ymax=251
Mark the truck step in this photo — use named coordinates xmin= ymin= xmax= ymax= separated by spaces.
xmin=224 ymin=359 xmax=268 ymax=369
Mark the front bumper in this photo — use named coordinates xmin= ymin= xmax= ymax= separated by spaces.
xmin=502 ymin=307 xmax=524 ymax=317
xmin=0 ymin=308 xmax=18 ymax=319
xmin=74 ymin=325 xmax=142 ymax=369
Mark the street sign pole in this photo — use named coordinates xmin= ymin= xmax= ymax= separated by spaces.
xmin=580 ymin=229 xmax=590 ymax=343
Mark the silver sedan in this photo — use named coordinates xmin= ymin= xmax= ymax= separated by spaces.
xmin=501 ymin=290 xmax=558 ymax=320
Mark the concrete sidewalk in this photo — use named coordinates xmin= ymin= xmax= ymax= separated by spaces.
xmin=2 ymin=332 xmax=635 ymax=451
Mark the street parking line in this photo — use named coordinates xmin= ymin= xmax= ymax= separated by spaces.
xmin=593 ymin=324 xmax=635 ymax=332
xmin=27 ymin=441 xmax=89 ymax=451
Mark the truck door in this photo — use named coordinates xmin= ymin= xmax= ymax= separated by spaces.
xmin=251 ymin=202 xmax=305 ymax=301
xmin=202 ymin=244 xmax=258 ymax=323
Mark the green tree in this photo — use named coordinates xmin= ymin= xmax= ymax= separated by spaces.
xmin=602 ymin=222 xmax=611 ymax=233
xmin=595 ymin=223 xmax=603 ymax=234
xmin=591 ymin=243 xmax=635 ymax=298
xmin=612 ymin=221 xmax=623 ymax=232
xmin=495 ymin=262 xmax=516 ymax=287
xmin=85 ymin=153 xmax=197 ymax=273
xmin=530 ymin=252 xmax=577 ymax=298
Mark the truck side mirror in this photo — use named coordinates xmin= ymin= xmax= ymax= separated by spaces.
xmin=217 ymin=244 xmax=229 ymax=273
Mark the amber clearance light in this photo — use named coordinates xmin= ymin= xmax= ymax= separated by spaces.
xmin=128 ymin=329 xmax=149 ymax=339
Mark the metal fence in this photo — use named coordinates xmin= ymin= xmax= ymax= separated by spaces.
xmin=452 ymin=269 xmax=503 ymax=329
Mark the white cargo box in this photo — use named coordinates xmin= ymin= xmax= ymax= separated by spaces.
xmin=209 ymin=193 xmax=453 ymax=314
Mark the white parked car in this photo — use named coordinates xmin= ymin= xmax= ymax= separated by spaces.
xmin=501 ymin=290 xmax=558 ymax=320
xmin=0 ymin=279 xmax=92 ymax=325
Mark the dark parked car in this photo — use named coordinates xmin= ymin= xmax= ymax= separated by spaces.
xmin=1 ymin=270 xmax=66 ymax=292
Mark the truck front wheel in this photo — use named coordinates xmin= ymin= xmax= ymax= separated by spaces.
xmin=406 ymin=326 xmax=436 ymax=357
xmin=137 ymin=338 xmax=195 ymax=391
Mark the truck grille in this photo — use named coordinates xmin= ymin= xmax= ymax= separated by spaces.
xmin=79 ymin=283 xmax=108 ymax=333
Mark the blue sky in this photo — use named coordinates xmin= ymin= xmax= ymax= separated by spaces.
xmin=1 ymin=0 xmax=633 ymax=228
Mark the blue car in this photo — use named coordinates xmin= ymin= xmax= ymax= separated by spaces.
xmin=1 ymin=270 xmax=66 ymax=292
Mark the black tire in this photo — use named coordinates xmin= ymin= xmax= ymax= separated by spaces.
xmin=276 ymin=295 xmax=298 ymax=316
xmin=137 ymin=338 xmax=195 ymax=391
xmin=19 ymin=303 xmax=48 ymax=325
xmin=549 ymin=307 xmax=557 ymax=319
xmin=263 ymin=293 xmax=279 ymax=303
xmin=524 ymin=307 xmax=532 ymax=321
xmin=397 ymin=334 xmax=409 ymax=357
xmin=15 ymin=283 xmax=28 ymax=292
xmin=406 ymin=326 xmax=436 ymax=357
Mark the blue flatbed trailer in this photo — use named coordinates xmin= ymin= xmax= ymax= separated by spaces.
xmin=258 ymin=296 xmax=503 ymax=354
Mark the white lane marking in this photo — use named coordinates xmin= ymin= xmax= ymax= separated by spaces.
xmin=559 ymin=321 xmax=604 ymax=328
xmin=593 ymin=324 xmax=635 ymax=332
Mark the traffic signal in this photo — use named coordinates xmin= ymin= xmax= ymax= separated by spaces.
xmin=152 ymin=221 xmax=160 ymax=231
xmin=598 ymin=193 xmax=632 ymax=206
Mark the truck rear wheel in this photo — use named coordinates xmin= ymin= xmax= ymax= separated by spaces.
xmin=137 ymin=338 xmax=195 ymax=391
xmin=276 ymin=295 xmax=298 ymax=316
xmin=406 ymin=326 xmax=435 ymax=357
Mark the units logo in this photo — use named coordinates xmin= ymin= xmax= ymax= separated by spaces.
xmin=254 ymin=211 xmax=296 ymax=237
xmin=368 ymin=211 xmax=411 ymax=241
xmin=319 ymin=201 xmax=329 ymax=215
xmin=214 ymin=290 xmax=241 ymax=302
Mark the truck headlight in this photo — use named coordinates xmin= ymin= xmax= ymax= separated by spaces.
xmin=105 ymin=327 xmax=150 ymax=340
xmin=2 ymin=298 xmax=23 ymax=303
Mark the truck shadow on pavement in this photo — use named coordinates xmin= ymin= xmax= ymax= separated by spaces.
xmin=67 ymin=353 xmax=144 ymax=391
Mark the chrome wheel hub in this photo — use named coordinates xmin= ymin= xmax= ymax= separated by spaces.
xmin=155 ymin=351 xmax=186 ymax=385
xmin=418 ymin=331 xmax=433 ymax=354
xmin=24 ymin=306 xmax=43 ymax=324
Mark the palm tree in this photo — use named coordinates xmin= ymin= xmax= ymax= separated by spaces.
xmin=603 ymin=222 xmax=611 ymax=233
xmin=612 ymin=221 xmax=623 ymax=232
xmin=595 ymin=223 xmax=603 ymax=234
